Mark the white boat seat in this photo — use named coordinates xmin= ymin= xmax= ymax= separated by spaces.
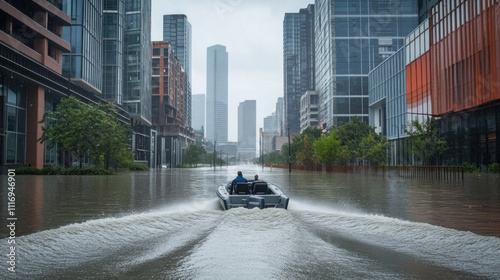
xmin=252 ymin=182 xmax=268 ymax=195
xmin=234 ymin=182 xmax=250 ymax=195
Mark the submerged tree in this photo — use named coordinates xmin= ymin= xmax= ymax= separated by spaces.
xmin=313 ymin=130 xmax=341 ymax=165
xmin=405 ymin=118 xmax=447 ymax=165
xmin=336 ymin=116 xmax=388 ymax=165
xmin=40 ymin=96 xmax=133 ymax=169
xmin=184 ymin=144 xmax=207 ymax=166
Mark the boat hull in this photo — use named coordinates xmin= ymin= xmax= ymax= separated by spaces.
xmin=216 ymin=181 xmax=289 ymax=210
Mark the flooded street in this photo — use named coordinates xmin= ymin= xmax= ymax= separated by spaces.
xmin=1 ymin=166 xmax=499 ymax=279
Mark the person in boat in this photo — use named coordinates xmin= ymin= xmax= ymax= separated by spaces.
xmin=254 ymin=174 xmax=259 ymax=180
xmin=232 ymin=171 xmax=247 ymax=185
xmin=230 ymin=171 xmax=247 ymax=194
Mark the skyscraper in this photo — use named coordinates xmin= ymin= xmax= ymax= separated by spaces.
xmin=102 ymin=0 xmax=124 ymax=104
xmin=238 ymin=100 xmax=256 ymax=161
xmin=191 ymin=94 xmax=205 ymax=131
xmin=151 ymin=41 xmax=187 ymax=168
xmin=163 ymin=14 xmax=192 ymax=127
xmin=62 ymin=0 xmax=103 ymax=94
xmin=123 ymin=0 xmax=152 ymax=124
xmin=206 ymin=44 xmax=228 ymax=144
xmin=315 ymin=0 xmax=418 ymax=128
xmin=283 ymin=4 xmax=315 ymax=136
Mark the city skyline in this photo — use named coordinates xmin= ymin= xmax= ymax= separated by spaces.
xmin=151 ymin=0 xmax=314 ymax=141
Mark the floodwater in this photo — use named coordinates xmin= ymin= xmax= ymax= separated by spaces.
xmin=1 ymin=165 xmax=499 ymax=279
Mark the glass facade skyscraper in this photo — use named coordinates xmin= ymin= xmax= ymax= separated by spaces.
xmin=283 ymin=4 xmax=315 ymax=135
xmin=102 ymin=0 xmax=124 ymax=104
xmin=62 ymin=0 xmax=103 ymax=94
xmin=123 ymin=0 xmax=152 ymax=124
xmin=163 ymin=14 xmax=192 ymax=128
xmin=122 ymin=0 xmax=153 ymax=165
xmin=206 ymin=44 xmax=228 ymax=144
xmin=315 ymin=0 xmax=418 ymax=128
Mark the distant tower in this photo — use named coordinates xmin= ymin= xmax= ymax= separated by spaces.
xmin=191 ymin=94 xmax=206 ymax=131
xmin=206 ymin=44 xmax=228 ymax=144
xmin=238 ymin=100 xmax=256 ymax=160
xmin=163 ymin=14 xmax=192 ymax=127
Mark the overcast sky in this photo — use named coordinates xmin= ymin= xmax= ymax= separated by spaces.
xmin=151 ymin=0 xmax=313 ymax=142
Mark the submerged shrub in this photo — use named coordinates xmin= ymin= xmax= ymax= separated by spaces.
xmin=487 ymin=163 xmax=500 ymax=173
xmin=462 ymin=162 xmax=480 ymax=173
xmin=128 ymin=162 xmax=149 ymax=171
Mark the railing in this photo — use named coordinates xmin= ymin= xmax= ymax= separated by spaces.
xmin=269 ymin=164 xmax=464 ymax=181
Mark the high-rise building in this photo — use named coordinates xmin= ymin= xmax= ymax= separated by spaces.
xmin=206 ymin=44 xmax=228 ymax=144
xmin=151 ymin=41 xmax=191 ymax=167
xmin=0 ymin=0 xmax=129 ymax=169
xmin=369 ymin=0 xmax=500 ymax=166
xmin=237 ymin=100 xmax=256 ymax=161
xmin=62 ymin=0 xmax=103 ymax=94
xmin=191 ymin=94 xmax=205 ymax=131
xmin=276 ymin=97 xmax=285 ymax=136
xmin=102 ymin=0 xmax=125 ymax=104
xmin=123 ymin=0 xmax=154 ymax=165
xmin=163 ymin=14 xmax=192 ymax=128
xmin=315 ymin=0 xmax=418 ymax=128
xmin=123 ymin=0 xmax=151 ymax=123
xmin=264 ymin=113 xmax=277 ymax=133
xmin=300 ymin=91 xmax=319 ymax=132
xmin=283 ymin=4 xmax=315 ymax=136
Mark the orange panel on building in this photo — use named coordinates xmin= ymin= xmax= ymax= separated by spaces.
xmin=430 ymin=1 xmax=499 ymax=116
xmin=406 ymin=52 xmax=431 ymax=115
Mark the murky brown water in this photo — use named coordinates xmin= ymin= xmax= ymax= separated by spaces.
xmin=1 ymin=166 xmax=499 ymax=279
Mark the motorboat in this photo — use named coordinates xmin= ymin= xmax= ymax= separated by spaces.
xmin=216 ymin=180 xmax=289 ymax=210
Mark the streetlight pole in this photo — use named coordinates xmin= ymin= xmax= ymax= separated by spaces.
xmin=288 ymin=127 xmax=291 ymax=173
xmin=213 ymin=140 xmax=216 ymax=171
xmin=394 ymin=124 xmax=399 ymax=165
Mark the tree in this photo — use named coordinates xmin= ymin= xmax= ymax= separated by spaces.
xmin=92 ymin=103 xmax=133 ymax=170
xmin=296 ymin=134 xmax=316 ymax=165
xmin=313 ymin=130 xmax=341 ymax=165
xmin=184 ymin=144 xmax=207 ymax=166
xmin=359 ymin=134 xmax=389 ymax=165
xmin=290 ymin=127 xmax=322 ymax=165
xmin=40 ymin=97 xmax=95 ymax=168
xmin=336 ymin=116 xmax=377 ymax=164
xmin=405 ymin=118 xmax=447 ymax=165
xmin=40 ymin=96 xmax=133 ymax=169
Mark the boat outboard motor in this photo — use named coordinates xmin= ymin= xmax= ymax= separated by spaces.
xmin=245 ymin=195 xmax=265 ymax=209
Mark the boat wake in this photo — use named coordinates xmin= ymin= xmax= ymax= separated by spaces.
xmin=2 ymin=198 xmax=498 ymax=279
xmin=288 ymin=199 xmax=500 ymax=279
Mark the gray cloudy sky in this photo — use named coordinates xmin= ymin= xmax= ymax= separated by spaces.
xmin=151 ymin=0 xmax=313 ymax=141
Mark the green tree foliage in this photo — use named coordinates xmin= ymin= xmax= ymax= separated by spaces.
xmin=296 ymin=134 xmax=316 ymax=165
xmin=405 ymin=118 xmax=447 ymax=165
xmin=184 ymin=144 xmax=207 ymax=166
xmin=260 ymin=151 xmax=284 ymax=165
xmin=313 ymin=130 xmax=341 ymax=165
xmin=290 ymin=127 xmax=322 ymax=165
xmin=92 ymin=104 xmax=133 ymax=170
xmin=336 ymin=116 xmax=387 ymax=165
xmin=40 ymin=96 xmax=133 ymax=169
xmin=359 ymin=134 xmax=389 ymax=165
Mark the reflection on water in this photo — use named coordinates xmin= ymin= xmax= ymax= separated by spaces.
xmin=1 ymin=167 xmax=499 ymax=238
xmin=0 ymin=166 xmax=499 ymax=279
